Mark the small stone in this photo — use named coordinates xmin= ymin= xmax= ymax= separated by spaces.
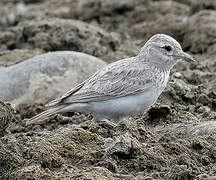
xmin=197 ymin=174 xmax=208 ymax=179
xmin=197 ymin=94 xmax=210 ymax=105
xmin=197 ymin=106 xmax=211 ymax=114
xmin=0 ymin=101 xmax=14 ymax=137
xmin=173 ymin=72 xmax=182 ymax=78
xmin=148 ymin=104 xmax=172 ymax=120
xmin=104 ymin=132 xmax=141 ymax=158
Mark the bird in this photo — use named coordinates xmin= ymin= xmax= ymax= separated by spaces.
xmin=26 ymin=34 xmax=194 ymax=126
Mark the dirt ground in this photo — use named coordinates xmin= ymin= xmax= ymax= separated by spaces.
xmin=0 ymin=0 xmax=216 ymax=179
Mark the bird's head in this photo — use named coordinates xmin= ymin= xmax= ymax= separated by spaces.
xmin=140 ymin=34 xmax=195 ymax=70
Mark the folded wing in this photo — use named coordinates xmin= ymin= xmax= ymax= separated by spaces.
xmin=47 ymin=57 xmax=155 ymax=106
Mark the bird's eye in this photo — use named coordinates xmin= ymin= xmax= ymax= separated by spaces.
xmin=164 ymin=45 xmax=172 ymax=52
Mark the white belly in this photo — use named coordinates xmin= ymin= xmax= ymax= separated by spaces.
xmin=59 ymin=87 xmax=163 ymax=121
xmin=87 ymin=88 xmax=161 ymax=120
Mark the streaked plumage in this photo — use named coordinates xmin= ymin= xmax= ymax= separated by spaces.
xmin=26 ymin=34 xmax=194 ymax=125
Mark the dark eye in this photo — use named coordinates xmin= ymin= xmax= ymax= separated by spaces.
xmin=164 ymin=45 xmax=172 ymax=52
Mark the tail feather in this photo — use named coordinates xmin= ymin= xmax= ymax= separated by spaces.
xmin=45 ymin=97 xmax=62 ymax=107
xmin=46 ymin=82 xmax=85 ymax=107
xmin=25 ymin=105 xmax=66 ymax=126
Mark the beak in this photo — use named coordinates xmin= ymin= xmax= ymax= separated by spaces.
xmin=176 ymin=51 xmax=196 ymax=62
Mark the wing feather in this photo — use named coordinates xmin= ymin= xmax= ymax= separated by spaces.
xmin=46 ymin=81 xmax=85 ymax=107
xmin=47 ymin=57 xmax=155 ymax=106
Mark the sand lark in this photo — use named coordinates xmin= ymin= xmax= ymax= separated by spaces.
xmin=26 ymin=34 xmax=194 ymax=125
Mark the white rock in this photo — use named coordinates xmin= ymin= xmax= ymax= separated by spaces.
xmin=173 ymin=72 xmax=182 ymax=78
xmin=0 ymin=51 xmax=106 ymax=108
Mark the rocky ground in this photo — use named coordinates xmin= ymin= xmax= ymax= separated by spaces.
xmin=0 ymin=0 xmax=216 ymax=179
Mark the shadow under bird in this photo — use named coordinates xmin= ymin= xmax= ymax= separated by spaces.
xmin=26 ymin=34 xmax=195 ymax=125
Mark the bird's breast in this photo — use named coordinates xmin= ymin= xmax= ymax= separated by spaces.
xmin=153 ymin=69 xmax=169 ymax=90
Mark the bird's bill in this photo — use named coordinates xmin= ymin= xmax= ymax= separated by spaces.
xmin=176 ymin=51 xmax=195 ymax=62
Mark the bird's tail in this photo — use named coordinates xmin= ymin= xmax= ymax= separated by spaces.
xmin=24 ymin=105 xmax=66 ymax=126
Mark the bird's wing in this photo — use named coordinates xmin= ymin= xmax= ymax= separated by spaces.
xmin=46 ymin=81 xmax=85 ymax=107
xmin=47 ymin=58 xmax=155 ymax=106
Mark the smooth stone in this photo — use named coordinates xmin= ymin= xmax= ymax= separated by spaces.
xmin=0 ymin=51 xmax=106 ymax=108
